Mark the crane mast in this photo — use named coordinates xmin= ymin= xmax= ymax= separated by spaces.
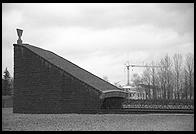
xmin=125 ymin=64 xmax=130 ymax=86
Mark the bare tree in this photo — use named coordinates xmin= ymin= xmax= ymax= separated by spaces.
xmin=141 ymin=65 xmax=151 ymax=99
xmin=149 ymin=61 xmax=160 ymax=100
xmin=140 ymin=53 xmax=194 ymax=101
xmin=182 ymin=68 xmax=189 ymax=99
xmin=157 ymin=61 xmax=166 ymax=100
xmin=132 ymin=73 xmax=142 ymax=86
xmin=158 ymin=54 xmax=173 ymax=100
xmin=173 ymin=53 xmax=183 ymax=99
xmin=184 ymin=53 xmax=194 ymax=99
xmin=156 ymin=70 xmax=164 ymax=99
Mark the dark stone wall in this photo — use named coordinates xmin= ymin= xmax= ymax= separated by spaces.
xmin=101 ymin=97 xmax=125 ymax=109
xmin=13 ymin=44 xmax=101 ymax=113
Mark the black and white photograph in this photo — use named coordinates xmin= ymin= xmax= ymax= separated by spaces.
xmin=2 ymin=3 xmax=194 ymax=131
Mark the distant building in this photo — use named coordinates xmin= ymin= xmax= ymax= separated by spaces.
xmin=121 ymin=83 xmax=146 ymax=100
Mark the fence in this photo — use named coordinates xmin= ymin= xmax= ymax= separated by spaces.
xmin=122 ymin=99 xmax=194 ymax=110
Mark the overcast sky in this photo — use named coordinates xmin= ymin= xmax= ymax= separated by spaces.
xmin=2 ymin=3 xmax=194 ymax=85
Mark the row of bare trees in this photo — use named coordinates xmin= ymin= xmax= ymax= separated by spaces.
xmin=133 ymin=53 xmax=194 ymax=100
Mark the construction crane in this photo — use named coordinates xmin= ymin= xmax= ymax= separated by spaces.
xmin=130 ymin=64 xmax=162 ymax=68
xmin=124 ymin=62 xmax=163 ymax=100
xmin=125 ymin=62 xmax=162 ymax=86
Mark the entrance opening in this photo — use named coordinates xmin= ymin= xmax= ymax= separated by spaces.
xmin=101 ymin=97 xmax=125 ymax=109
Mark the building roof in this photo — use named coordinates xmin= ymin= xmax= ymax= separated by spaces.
xmin=122 ymin=85 xmax=136 ymax=89
xmin=100 ymin=90 xmax=129 ymax=99
xmin=20 ymin=44 xmax=125 ymax=94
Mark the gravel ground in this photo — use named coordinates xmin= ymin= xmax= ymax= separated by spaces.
xmin=2 ymin=108 xmax=194 ymax=131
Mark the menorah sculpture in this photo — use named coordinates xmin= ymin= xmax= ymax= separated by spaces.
xmin=17 ymin=29 xmax=23 ymax=44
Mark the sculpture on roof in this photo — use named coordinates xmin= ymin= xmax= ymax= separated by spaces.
xmin=17 ymin=29 xmax=23 ymax=44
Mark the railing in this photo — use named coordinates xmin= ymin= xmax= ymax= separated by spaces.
xmin=122 ymin=99 xmax=194 ymax=110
